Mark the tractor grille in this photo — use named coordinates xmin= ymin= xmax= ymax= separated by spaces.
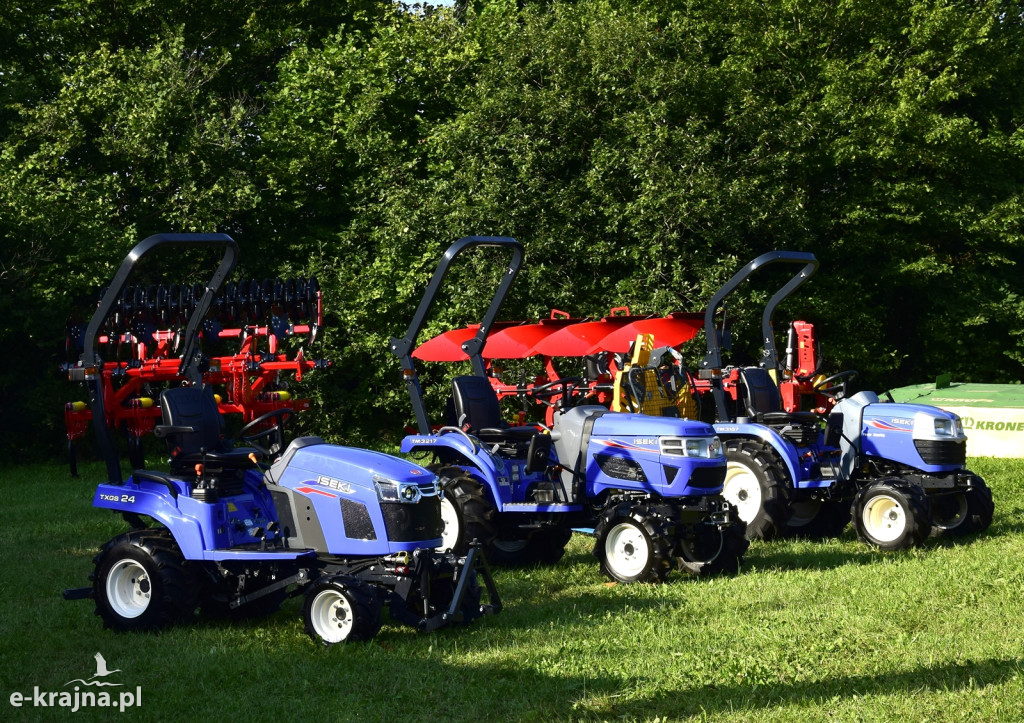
xmin=687 ymin=465 xmax=727 ymax=489
xmin=914 ymin=439 xmax=967 ymax=466
xmin=380 ymin=497 xmax=443 ymax=542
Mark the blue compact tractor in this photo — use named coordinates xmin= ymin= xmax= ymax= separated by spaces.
xmin=63 ymin=234 xmax=499 ymax=644
xmin=697 ymin=251 xmax=993 ymax=549
xmin=389 ymin=237 xmax=746 ymax=583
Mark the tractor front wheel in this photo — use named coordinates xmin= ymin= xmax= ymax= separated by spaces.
xmin=593 ymin=503 xmax=674 ymax=583
xmin=930 ymin=474 xmax=994 ymax=538
xmin=784 ymin=497 xmax=851 ymax=539
xmin=92 ymin=530 xmax=199 ymax=632
xmin=722 ymin=440 xmax=790 ymax=540
xmin=853 ymin=480 xmax=932 ymax=550
xmin=303 ymin=576 xmax=382 ymax=645
xmin=431 ymin=466 xmax=497 ymax=555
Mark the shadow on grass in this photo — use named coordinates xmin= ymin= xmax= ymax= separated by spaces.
xmin=631 ymin=656 xmax=1024 ymax=720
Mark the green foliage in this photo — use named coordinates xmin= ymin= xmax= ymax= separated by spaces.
xmin=1 ymin=0 xmax=1022 ymax=454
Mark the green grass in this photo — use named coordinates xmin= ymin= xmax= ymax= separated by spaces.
xmin=2 ymin=458 xmax=1023 ymax=721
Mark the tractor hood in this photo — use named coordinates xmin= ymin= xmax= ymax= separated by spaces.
xmin=279 ymin=442 xmax=437 ymax=492
xmin=590 ymin=411 xmax=718 ymax=439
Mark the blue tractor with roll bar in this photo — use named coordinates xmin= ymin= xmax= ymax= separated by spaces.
xmin=388 ymin=236 xmax=747 ymax=583
xmin=695 ymin=250 xmax=993 ymax=548
xmin=63 ymin=233 xmax=499 ymax=644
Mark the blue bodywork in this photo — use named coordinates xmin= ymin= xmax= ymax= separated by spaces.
xmin=93 ymin=443 xmax=441 ymax=560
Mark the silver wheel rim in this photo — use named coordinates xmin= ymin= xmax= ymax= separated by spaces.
xmin=437 ymin=497 xmax=460 ymax=552
xmin=106 ymin=559 xmax=152 ymax=619
xmin=723 ymin=461 xmax=763 ymax=523
xmin=310 ymin=588 xmax=353 ymax=644
xmin=604 ymin=522 xmax=650 ymax=578
xmin=862 ymin=494 xmax=908 ymax=543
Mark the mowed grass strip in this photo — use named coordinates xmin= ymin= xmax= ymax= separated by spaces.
xmin=1 ymin=458 xmax=1021 ymax=722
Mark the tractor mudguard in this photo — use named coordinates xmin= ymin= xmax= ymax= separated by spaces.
xmin=401 ymin=431 xmax=508 ymax=490
xmin=93 ymin=482 xmax=208 ymax=559
xmin=712 ymin=421 xmax=804 ymax=487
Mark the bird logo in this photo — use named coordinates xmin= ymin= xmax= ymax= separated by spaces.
xmin=64 ymin=652 xmax=123 ymax=687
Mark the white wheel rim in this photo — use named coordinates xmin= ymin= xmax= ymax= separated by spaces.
xmin=492 ymin=538 xmax=528 ymax=553
xmin=437 ymin=497 xmax=460 ymax=552
xmin=106 ymin=559 xmax=152 ymax=619
xmin=310 ymin=588 xmax=353 ymax=644
xmin=862 ymin=494 xmax=908 ymax=543
xmin=604 ymin=522 xmax=650 ymax=578
xmin=933 ymin=493 xmax=969 ymax=531
xmin=723 ymin=462 xmax=763 ymax=523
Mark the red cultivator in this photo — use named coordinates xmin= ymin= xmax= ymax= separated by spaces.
xmin=62 ymin=274 xmax=327 ymax=475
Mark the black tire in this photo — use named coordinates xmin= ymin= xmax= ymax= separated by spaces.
xmin=303 ymin=576 xmax=382 ymax=645
xmin=853 ymin=480 xmax=932 ymax=550
xmin=722 ymin=440 xmax=790 ymax=540
xmin=930 ymin=474 xmax=994 ymax=538
xmin=487 ymin=527 xmax=573 ymax=567
xmin=431 ymin=466 xmax=497 ymax=555
xmin=92 ymin=529 xmax=199 ymax=632
xmin=784 ymin=497 xmax=851 ymax=539
xmin=676 ymin=509 xmax=749 ymax=578
xmin=593 ymin=503 xmax=674 ymax=583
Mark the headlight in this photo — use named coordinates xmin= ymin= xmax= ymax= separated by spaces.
xmin=914 ymin=412 xmax=964 ymax=440
xmin=374 ymin=475 xmax=438 ymax=504
xmin=934 ymin=418 xmax=954 ymax=437
xmin=683 ymin=436 xmax=723 ymax=459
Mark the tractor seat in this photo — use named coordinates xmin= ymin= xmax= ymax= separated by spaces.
xmin=155 ymin=385 xmax=262 ymax=474
xmin=738 ymin=367 xmax=820 ymax=426
xmin=450 ymin=375 xmax=537 ymax=444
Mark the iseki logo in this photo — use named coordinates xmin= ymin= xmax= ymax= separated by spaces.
xmin=8 ymin=652 xmax=142 ymax=713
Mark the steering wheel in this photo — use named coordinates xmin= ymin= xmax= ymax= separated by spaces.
xmin=813 ymin=370 xmax=858 ymax=400
xmin=529 ymin=376 xmax=585 ymax=409
xmin=239 ymin=408 xmax=294 ymax=458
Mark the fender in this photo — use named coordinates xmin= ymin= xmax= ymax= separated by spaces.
xmin=93 ymin=482 xmax=208 ymax=559
xmin=713 ymin=422 xmax=803 ymax=485
xmin=401 ymin=431 xmax=508 ymax=493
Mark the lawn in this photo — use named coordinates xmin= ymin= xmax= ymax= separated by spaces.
xmin=1 ymin=458 xmax=1022 ymax=722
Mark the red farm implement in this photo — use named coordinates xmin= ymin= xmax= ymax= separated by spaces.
xmin=411 ymin=308 xmax=833 ymax=425
xmin=411 ymin=308 xmax=706 ymax=424
xmin=63 ymin=264 xmax=327 ymax=475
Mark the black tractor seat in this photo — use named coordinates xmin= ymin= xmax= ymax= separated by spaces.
xmin=449 ymin=375 xmax=551 ymax=471
xmin=155 ymin=385 xmax=263 ymax=475
xmin=738 ymin=367 xmax=820 ymax=426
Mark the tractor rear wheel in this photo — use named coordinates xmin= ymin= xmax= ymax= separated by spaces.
xmin=486 ymin=527 xmax=572 ymax=566
xmin=930 ymin=474 xmax=994 ymax=538
xmin=784 ymin=497 xmax=851 ymax=539
xmin=722 ymin=440 xmax=790 ymax=540
xmin=303 ymin=576 xmax=382 ymax=645
xmin=593 ymin=503 xmax=674 ymax=583
xmin=675 ymin=512 xmax=749 ymax=578
xmin=853 ymin=480 xmax=932 ymax=550
xmin=92 ymin=529 xmax=199 ymax=632
xmin=431 ymin=466 xmax=497 ymax=555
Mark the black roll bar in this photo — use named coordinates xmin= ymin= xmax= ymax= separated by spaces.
xmin=698 ymin=251 xmax=819 ymax=421
xmin=73 ymin=233 xmax=238 ymax=485
xmin=388 ymin=236 xmax=524 ymax=435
